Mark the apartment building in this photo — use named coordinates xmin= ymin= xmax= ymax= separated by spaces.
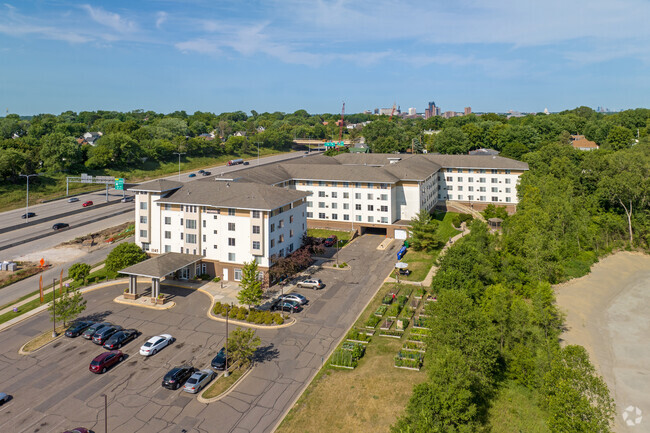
xmin=131 ymin=179 xmax=308 ymax=283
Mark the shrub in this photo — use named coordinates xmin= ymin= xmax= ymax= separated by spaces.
xmin=273 ymin=314 xmax=284 ymax=325
xmin=236 ymin=309 xmax=248 ymax=321
xmin=213 ymin=302 xmax=223 ymax=315
xmin=382 ymin=295 xmax=393 ymax=305
xmin=263 ymin=314 xmax=274 ymax=325
xmin=213 ymin=276 xmax=221 ymax=282
xmin=198 ymin=273 xmax=212 ymax=281
xmin=365 ymin=315 xmax=381 ymax=328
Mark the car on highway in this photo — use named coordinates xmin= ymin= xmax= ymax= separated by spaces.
xmin=297 ymin=279 xmax=324 ymax=290
xmin=139 ymin=334 xmax=174 ymax=356
xmin=52 ymin=222 xmax=69 ymax=231
xmin=323 ymin=235 xmax=338 ymax=247
xmin=183 ymin=369 xmax=215 ymax=394
xmin=243 ymin=161 xmax=249 ymax=165
xmin=162 ymin=366 xmax=197 ymax=390
xmin=82 ymin=200 xmax=93 ymax=207
xmin=279 ymin=293 xmax=308 ymax=305
xmin=103 ymin=329 xmax=139 ymax=350
xmin=188 ymin=173 xmax=196 ymax=178
xmin=21 ymin=212 xmax=36 ymax=219
xmin=82 ymin=322 xmax=112 ymax=340
xmin=67 ymin=197 xmax=79 ymax=203
xmin=210 ymin=347 xmax=229 ymax=370
xmin=62 ymin=429 xmax=89 ymax=433
xmin=65 ymin=320 xmax=95 ymax=338
xmin=0 ymin=392 xmax=8 ymax=405
xmin=120 ymin=196 xmax=134 ymax=202
xmin=271 ymin=299 xmax=302 ymax=313
xmin=202 ymin=171 xmax=211 ymax=176
xmin=92 ymin=325 xmax=122 ymax=345
xmin=198 ymin=169 xmax=205 ymax=174
xmin=89 ymin=350 xmax=124 ymax=374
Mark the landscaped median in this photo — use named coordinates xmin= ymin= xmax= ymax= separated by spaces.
xmin=207 ymin=301 xmax=296 ymax=329
xmin=19 ymin=325 xmax=67 ymax=354
xmin=197 ymin=362 xmax=253 ymax=403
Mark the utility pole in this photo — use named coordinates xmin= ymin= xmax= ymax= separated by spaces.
xmin=224 ymin=303 xmax=230 ymax=377
xmin=19 ymin=174 xmax=39 ymax=219
xmin=173 ymin=152 xmax=186 ymax=181
xmin=52 ymin=278 xmax=57 ymax=337
xmin=255 ymin=142 xmax=261 ymax=165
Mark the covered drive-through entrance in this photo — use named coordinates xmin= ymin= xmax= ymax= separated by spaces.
xmin=119 ymin=253 xmax=203 ymax=300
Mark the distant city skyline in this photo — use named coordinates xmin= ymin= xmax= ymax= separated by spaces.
xmin=1 ymin=1 xmax=648 ymax=116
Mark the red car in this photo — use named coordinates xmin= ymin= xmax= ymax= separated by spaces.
xmin=323 ymin=235 xmax=338 ymax=247
xmin=82 ymin=200 xmax=93 ymax=207
xmin=89 ymin=350 xmax=123 ymax=374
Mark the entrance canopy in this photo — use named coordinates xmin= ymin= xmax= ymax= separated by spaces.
xmin=119 ymin=253 xmax=203 ymax=298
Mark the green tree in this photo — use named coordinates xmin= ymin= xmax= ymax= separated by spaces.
xmin=408 ymin=209 xmax=441 ymax=252
xmin=228 ymin=327 xmax=261 ymax=367
xmin=606 ymin=125 xmax=634 ymax=150
xmin=105 ymin=243 xmax=148 ymax=274
xmin=543 ymin=345 xmax=615 ymax=433
xmin=433 ymin=127 xmax=470 ymax=154
xmin=48 ymin=287 xmax=87 ymax=327
xmin=236 ymin=261 xmax=263 ymax=308
xmin=68 ymin=263 xmax=92 ymax=285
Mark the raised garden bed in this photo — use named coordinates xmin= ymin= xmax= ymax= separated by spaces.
xmin=402 ymin=340 xmax=426 ymax=352
xmin=407 ymin=334 xmax=428 ymax=342
xmin=382 ymin=295 xmax=393 ymax=305
xmin=385 ymin=303 xmax=402 ymax=318
xmin=413 ymin=317 xmax=430 ymax=329
xmin=413 ymin=287 xmax=426 ymax=299
xmin=425 ymin=295 xmax=438 ymax=302
xmin=395 ymin=318 xmax=409 ymax=331
xmin=365 ymin=315 xmax=381 ymax=328
xmin=330 ymin=349 xmax=357 ymax=369
xmin=379 ymin=319 xmax=394 ymax=330
xmin=394 ymin=351 xmax=424 ymax=370
xmin=346 ymin=329 xmax=371 ymax=343
xmin=409 ymin=298 xmax=420 ymax=310
xmin=379 ymin=329 xmax=404 ymax=338
xmin=374 ymin=305 xmax=388 ymax=316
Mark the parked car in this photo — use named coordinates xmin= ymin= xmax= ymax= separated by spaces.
xmin=271 ymin=299 xmax=302 ymax=313
xmin=140 ymin=334 xmax=174 ymax=356
xmin=278 ymin=293 xmax=308 ymax=305
xmin=120 ymin=196 xmax=134 ymax=202
xmin=162 ymin=366 xmax=197 ymax=390
xmin=201 ymin=171 xmax=211 ymax=176
xmin=0 ymin=392 xmax=8 ymax=405
xmin=65 ymin=321 xmax=95 ymax=338
xmin=92 ymin=325 xmax=122 ymax=345
xmin=21 ymin=212 xmax=36 ymax=219
xmin=62 ymin=429 xmax=89 ymax=433
xmin=89 ymin=350 xmax=124 ymax=374
xmin=82 ymin=200 xmax=93 ymax=207
xmin=82 ymin=322 xmax=112 ymax=340
xmin=103 ymin=329 xmax=139 ymax=350
xmin=183 ymin=369 xmax=215 ymax=394
xmin=323 ymin=235 xmax=338 ymax=247
xmin=297 ymin=279 xmax=324 ymax=290
xmin=52 ymin=222 xmax=69 ymax=231
xmin=188 ymin=173 xmax=196 ymax=178
xmin=67 ymin=197 xmax=79 ymax=203
xmin=210 ymin=347 xmax=229 ymax=370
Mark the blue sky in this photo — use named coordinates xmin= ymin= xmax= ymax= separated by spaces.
xmin=1 ymin=0 xmax=649 ymax=115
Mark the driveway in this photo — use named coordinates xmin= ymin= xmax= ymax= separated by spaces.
xmin=0 ymin=234 xmax=399 ymax=433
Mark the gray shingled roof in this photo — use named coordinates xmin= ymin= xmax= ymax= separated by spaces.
xmin=119 ymin=253 xmax=203 ymax=278
xmin=384 ymin=157 xmax=441 ymax=181
xmin=424 ymin=154 xmax=529 ymax=170
xmin=155 ymin=180 xmax=309 ymax=210
xmin=129 ymin=179 xmax=184 ymax=193
xmin=283 ymin=164 xmax=400 ymax=183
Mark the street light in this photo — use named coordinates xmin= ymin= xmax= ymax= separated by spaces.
xmin=224 ymin=303 xmax=231 ymax=377
xmin=19 ymin=173 xmax=39 ymax=219
xmin=255 ymin=142 xmax=261 ymax=166
xmin=52 ymin=278 xmax=57 ymax=337
xmin=173 ymin=152 xmax=186 ymax=181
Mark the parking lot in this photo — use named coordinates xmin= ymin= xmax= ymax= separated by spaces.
xmin=0 ymin=234 xmax=399 ymax=433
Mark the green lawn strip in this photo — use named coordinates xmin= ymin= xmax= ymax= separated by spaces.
xmin=487 ymin=381 xmax=550 ymax=433
xmin=0 ymin=149 xmax=287 ymax=211
xmin=202 ymin=363 xmax=250 ymax=399
xmin=307 ymin=228 xmax=353 ymax=247
xmin=399 ymin=249 xmax=439 ymax=282
xmin=432 ymin=211 xmax=463 ymax=241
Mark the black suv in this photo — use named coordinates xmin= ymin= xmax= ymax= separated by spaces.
xmin=162 ymin=366 xmax=198 ymax=390
xmin=92 ymin=325 xmax=123 ymax=345
xmin=65 ymin=321 xmax=95 ymax=338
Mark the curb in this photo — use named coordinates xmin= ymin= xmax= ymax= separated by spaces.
xmin=196 ymin=365 xmax=255 ymax=404
xmin=113 ymin=296 xmax=176 ymax=310
xmin=18 ymin=332 xmax=65 ymax=355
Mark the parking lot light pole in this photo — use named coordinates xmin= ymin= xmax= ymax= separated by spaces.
xmin=224 ymin=304 xmax=230 ymax=377
xmin=255 ymin=142 xmax=261 ymax=165
xmin=173 ymin=152 xmax=186 ymax=181
xmin=19 ymin=173 xmax=38 ymax=219
xmin=52 ymin=278 xmax=57 ymax=337
xmin=102 ymin=394 xmax=108 ymax=433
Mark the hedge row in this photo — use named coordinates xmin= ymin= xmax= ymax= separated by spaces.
xmin=213 ymin=302 xmax=285 ymax=325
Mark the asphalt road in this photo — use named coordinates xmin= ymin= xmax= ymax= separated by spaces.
xmin=0 ymin=234 xmax=398 ymax=433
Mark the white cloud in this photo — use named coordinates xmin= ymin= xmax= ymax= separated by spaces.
xmin=175 ymin=38 xmax=220 ymax=54
xmin=0 ymin=4 xmax=92 ymax=43
xmin=80 ymin=4 xmax=137 ymax=34
xmin=155 ymin=11 xmax=168 ymax=29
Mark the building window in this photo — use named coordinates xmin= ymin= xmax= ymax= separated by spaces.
xmin=505 ymin=178 xmax=511 ymax=184
xmin=480 ymin=195 xmax=486 ymax=201
xmin=228 ymin=222 xmax=235 ymax=231
xmin=289 ymin=215 xmax=294 ymax=223
xmin=355 ymin=182 xmax=362 ymax=188
xmin=186 ymin=234 xmax=197 ymax=244
xmin=202 ymin=234 xmax=206 ymax=242
xmin=318 ymin=202 xmax=325 ymax=208
xmin=505 ymin=188 xmax=511 ymax=193
xmin=270 ymin=223 xmax=275 ymax=232
xmin=458 ymin=186 xmax=463 ymax=191
xmin=367 ymin=205 xmax=373 ymax=211
xmin=479 ymin=177 xmax=486 ymax=183
xmin=448 ymin=194 xmax=453 ymax=199
xmin=368 ymin=183 xmax=374 ymax=189
xmin=355 ymin=193 xmax=361 ymax=199
xmin=234 ymin=269 xmax=242 ymax=281
xmin=319 ymin=212 xmax=326 ymax=219
xmin=306 ymin=180 xmax=312 ymax=186
xmin=164 ymin=217 xmax=171 ymax=225
xmin=253 ymin=241 xmax=260 ymax=249
xmin=164 ymin=231 xmax=171 ymax=239
xmin=491 ymin=169 xmax=498 ymax=174
xmin=492 ymin=187 xmax=498 ymax=192
xmin=380 ymin=205 xmax=388 ymax=212
xmin=227 ymin=208 xmax=235 ymax=216
xmin=180 ymin=233 xmax=183 ymax=240
xmin=381 ymin=217 xmax=388 ymax=223
xmin=139 ymin=230 xmax=147 ymax=238
xmin=228 ymin=238 xmax=236 ymax=246
xmin=163 ymin=204 xmax=171 ymax=210
xmin=343 ymin=203 xmax=349 ymax=210
xmin=331 ymin=181 xmax=338 ymax=187
xmin=457 ymin=168 xmax=464 ymax=173
xmin=492 ymin=196 xmax=499 ymax=202
xmin=253 ymin=225 xmax=260 ymax=234
xmin=468 ymin=177 xmax=474 ymax=182
xmin=380 ymin=183 xmax=388 ymax=189
xmin=468 ymin=195 xmax=474 ymax=201
xmin=307 ymin=212 xmax=313 ymax=218
xmin=229 ymin=253 xmax=236 ymax=262
xmin=458 ymin=195 xmax=463 ymax=200
xmin=279 ymin=234 xmax=284 ymax=243
xmin=318 ymin=191 xmax=326 ymax=197
xmin=164 ymin=245 xmax=171 ymax=253
xmin=213 ymin=215 xmax=218 ymax=219
xmin=506 ymin=197 xmax=512 ymax=202
xmin=319 ymin=181 xmax=325 ymax=186
xmin=356 ymin=215 xmax=362 ymax=221
xmin=142 ymin=243 xmax=150 ymax=251
xmin=252 ymin=210 xmax=260 ymax=218
xmin=468 ymin=186 xmax=474 ymax=192
xmin=331 ymin=191 xmax=337 ymax=199
xmin=180 ymin=218 xmax=183 ymax=226
xmin=186 ymin=219 xmax=197 ymax=229
xmin=332 ymin=203 xmax=337 ymax=209
xmin=446 ymin=168 xmax=453 ymax=173
xmin=367 ymin=193 xmax=373 ymax=200
xmin=368 ymin=216 xmax=374 ymax=223
xmin=355 ymin=204 xmax=362 ymax=210
xmin=307 ymin=201 xmax=313 ymax=208
xmin=343 ymin=192 xmax=349 ymax=199
xmin=380 ymin=194 xmax=388 ymax=200
xmin=332 ymin=214 xmax=338 ymax=220
xmin=446 ymin=176 xmax=453 ymax=182
xmin=479 ymin=187 xmax=486 ymax=192
xmin=491 ymin=178 xmax=498 ymax=183
xmin=457 ymin=177 xmax=463 ymax=182
xmin=343 ymin=214 xmax=350 ymax=221
xmin=343 ymin=182 xmax=349 ymax=187
xmin=140 ymin=216 xmax=147 ymax=224
xmin=202 ymin=220 xmax=206 ymax=228
xmin=270 ymin=239 xmax=275 ymax=247
xmin=447 ymin=186 xmax=453 ymax=191
xmin=140 ymin=202 xmax=147 ymax=210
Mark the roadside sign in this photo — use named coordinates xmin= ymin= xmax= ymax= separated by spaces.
xmin=115 ymin=178 xmax=124 ymax=190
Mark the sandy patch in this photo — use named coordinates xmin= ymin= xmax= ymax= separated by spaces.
xmin=555 ymin=251 xmax=650 ymax=432
xmin=14 ymin=246 xmax=88 ymax=265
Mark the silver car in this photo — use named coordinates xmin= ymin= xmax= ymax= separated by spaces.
xmin=0 ymin=392 xmax=9 ymax=405
xmin=183 ymin=369 xmax=215 ymax=394
xmin=279 ymin=293 xmax=308 ymax=305
xmin=297 ymin=279 xmax=324 ymax=290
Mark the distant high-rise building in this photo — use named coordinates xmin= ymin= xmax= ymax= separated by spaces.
xmin=408 ymin=107 xmax=417 ymax=115
xmin=425 ymin=101 xmax=440 ymax=119
xmin=464 ymin=107 xmax=471 ymax=115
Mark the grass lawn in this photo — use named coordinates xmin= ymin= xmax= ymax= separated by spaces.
xmin=202 ymin=363 xmax=250 ymax=399
xmin=0 ymin=149 xmax=288 ymax=211
xmin=307 ymin=228 xmax=353 ymax=247
xmin=487 ymin=381 xmax=549 ymax=433
xmin=277 ymin=282 xmax=427 ymax=433
xmin=432 ymin=211 xmax=463 ymax=242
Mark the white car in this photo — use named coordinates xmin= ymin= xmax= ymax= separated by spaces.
xmin=183 ymin=369 xmax=215 ymax=394
xmin=139 ymin=334 xmax=174 ymax=356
